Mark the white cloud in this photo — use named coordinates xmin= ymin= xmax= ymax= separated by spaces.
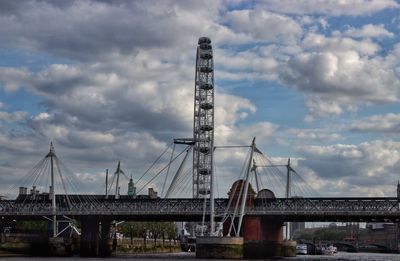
xmin=33 ymin=112 xmax=52 ymax=121
xmin=224 ymin=9 xmax=302 ymax=44
xmin=303 ymin=33 xmax=380 ymax=55
xmin=214 ymin=92 xmax=279 ymax=145
xmin=296 ymin=140 xmax=400 ymax=196
xmin=280 ymin=50 xmax=400 ymax=117
xmin=287 ymin=128 xmax=343 ymax=142
xmin=351 ymin=113 xmax=400 ymax=133
xmin=333 ymin=24 xmax=394 ymax=39
xmin=0 ymin=1 xmax=226 ymax=61
xmin=217 ymin=48 xmax=279 ymax=81
xmin=258 ymin=0 xmax=399 ymax=16
xmin=215 ymin=92 xmax=256 ymax=125
xmin=216 ymin=122 xmax=279 ymax=146
xmin=0 ymin=111 xmax=27 ymax=122
xmin=305 ymin=98 xmax=344 ymax=118
xmin=0 ymin=67 xmax=31 ymax=92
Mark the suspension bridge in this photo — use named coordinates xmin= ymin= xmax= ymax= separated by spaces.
xmin=0 ymin=37 xmax=399 ymax=258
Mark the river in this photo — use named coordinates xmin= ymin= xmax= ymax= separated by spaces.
xmin=1 ymin=252 xmax=400 ymax=260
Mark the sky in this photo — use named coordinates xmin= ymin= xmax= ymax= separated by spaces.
xmin=0 ymin=0 xmax=400 ymax=198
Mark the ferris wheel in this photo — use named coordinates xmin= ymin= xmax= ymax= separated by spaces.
xmin=193 ymin=37 xmax=214 ymax=199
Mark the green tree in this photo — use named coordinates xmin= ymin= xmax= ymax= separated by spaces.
xmin=119 ymin=221 xmax=177 ymax=244
xmin=15 ymin=220 xmax=48 ymax=232
xmin=296 ymin=228 xmax=346 ymax=242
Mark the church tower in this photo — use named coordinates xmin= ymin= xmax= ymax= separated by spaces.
xmin=128 ymin=175 xmax=136 ymax=197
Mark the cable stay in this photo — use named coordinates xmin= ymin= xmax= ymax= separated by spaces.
xmin=165 ymin=146 xmax=192 ymax=198
xmin=136 ymin=141 xmax=174 ymax=184
xmin=162 ymin=143 xmax=176 ymax=197
xmin=136 ymin=145 xmax=191 ymax=195
xmin=251 ymin=150 xmax=320 ymax=198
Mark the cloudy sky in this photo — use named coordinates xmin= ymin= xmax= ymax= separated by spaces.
xmin=0 ymin=0 xmax=399 ymax=198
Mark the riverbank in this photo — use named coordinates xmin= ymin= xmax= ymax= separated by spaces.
xmin=117 ymin=251 xmax=400 ymax=260
xmin=0 ymin=250 xmax=400 ymax=260
xmin=116 ymin=237 xmax=181 ymax=255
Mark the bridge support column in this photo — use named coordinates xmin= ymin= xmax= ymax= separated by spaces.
xmin=196 ymin=236 xmax=243 ymax=259
xmin=99 ymin=219 xmax=113 ymax=257
xmin=80 ymin=217 xmax=114 ymax=257
xmin=243 ymin=216 xmax=283 ymax=259
xmin=80 ymin=217 xmax=100 ymax=257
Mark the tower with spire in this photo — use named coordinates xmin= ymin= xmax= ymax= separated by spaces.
xmin=128 ymin=174 xmax=136 ymax=197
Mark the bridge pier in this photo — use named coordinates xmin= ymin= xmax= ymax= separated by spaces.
xmin=243 ymin=216 xmax=283 ymax=258
xmin=80 ymin=216 xmax=100 ymax=257
xmin=80 ymin=217 xmax=113 ymax=257
xmin=99 ymin=219 xmax=113 ymax=257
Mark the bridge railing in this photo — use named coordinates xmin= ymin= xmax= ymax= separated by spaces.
xmin=0 ymin=198 xmax=229 ymax=216
xmin=0 ymin=198 xmax=399 ymax=219
xmin=249 ymin=198 xmax=400 ymax=218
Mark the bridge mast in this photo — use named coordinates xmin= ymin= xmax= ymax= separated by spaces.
xmin=193 ymin=37 xmax=215 ymax=233
xmin=285 ymin=158 xmax=292 ymax=240
xmin=236 ymin=137 xmax=256 ymax=236
xmin=46 ymin=142 xmax=57 ymax=237
xmin=114 ymin=161 xmax=123 ymax=199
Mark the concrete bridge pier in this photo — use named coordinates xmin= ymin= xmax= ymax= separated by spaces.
xmin=80 ymin=217 xmax=113 ymax=257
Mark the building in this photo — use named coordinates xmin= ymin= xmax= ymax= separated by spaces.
xmin=127 ymin=176 xmax=136 ymax=197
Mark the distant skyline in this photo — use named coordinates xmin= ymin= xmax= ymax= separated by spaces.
xmin=0 ymin=0 xmax=399 ymax=198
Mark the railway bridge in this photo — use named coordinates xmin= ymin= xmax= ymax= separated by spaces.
xmin=1 ymin=197 xmax=399 ymax=222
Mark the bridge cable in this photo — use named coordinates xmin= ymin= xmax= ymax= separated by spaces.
xmin=55 ymin=157 xmax=72 ymax=209
xmin=170 ymin=168 xmax=192 ymax=197
xmin=136 ymin=145 xmax=190 ymax=194
xmin=136 ymin=142 xmax=174 ymax=184
xmin=161 ymin=143 xmax=176 ymax=197
xmin=165 ymin=147 xmax=192 ymax=198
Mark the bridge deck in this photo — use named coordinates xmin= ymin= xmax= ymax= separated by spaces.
xmin=0 ymin=197 xmax=398 ymax=222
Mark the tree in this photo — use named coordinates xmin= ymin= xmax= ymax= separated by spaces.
xmin=297 ymin=228 xmax=346 ymax=242
xmin=14 ymin=220 xmax=48 ymax=232
xmin=119 ymin=222 xmax=177 ymax=245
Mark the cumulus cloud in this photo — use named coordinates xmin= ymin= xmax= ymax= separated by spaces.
xmin=0 ymin=111 xmax=27 ymax=122
xmin=217 ymin=48 xmax=279 ymax=81
xmin=333 ymin=24 xmax=394 ymax=39
xmin=0 ymin=0 xmax=227 ymax=62
xmin=305 ymin=98 xmax=345 ymax=119
xmin=296 ymin=140 xmax=400 ymax=196
xmin=258 ymin=0 xmax=399 ymax=16
xmin=0 ymin=60 xmax=194 ymax=135
xmin=287 ymin=128 xmax=343 ymax=142
xmin=224 ymin=9 xmax=302 ymax=44
xmin=280 ymin=50 xmax=400 ymax=117
xmin=351 ymin=113 xmax=400 ymax=133
xmin=33 ymin=112 xmax=52 ymax=121
xmin=0 ymin=67 xmax=31 ymax=92
xmin=302 ymin=33 xmax=380 ymax=55
xmin=216 ymin=121 xmax=279 ymax=146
